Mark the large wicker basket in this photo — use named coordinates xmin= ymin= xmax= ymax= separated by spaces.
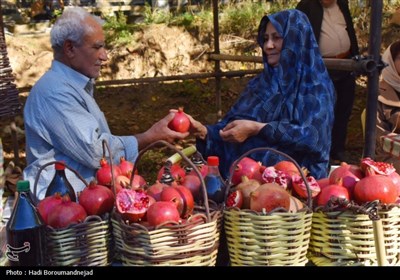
xmin=33 ymin=160 xmax=113 ymax=266
xmin=111 ymin=140 xmax=222 ymax=266
xmin=223 ymin=147 xmax=313 ymax=266
xmin=308 ymin=201 xmax=400 ymax=266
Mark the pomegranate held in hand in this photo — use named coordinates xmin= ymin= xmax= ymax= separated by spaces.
xmin=168 ymin=107 xmax=190 ymax=133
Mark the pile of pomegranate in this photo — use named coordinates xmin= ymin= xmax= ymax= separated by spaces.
xmin=225 ymin=156 xmax=400 ymax=213
xmin=95 ymin=155 xmax=209 ymax=228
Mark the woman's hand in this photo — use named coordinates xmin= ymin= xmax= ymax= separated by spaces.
xmin=219 ymin=120 xmax=266 ymax=143
xmin=177 ymin=110 xmax=208 ymax=140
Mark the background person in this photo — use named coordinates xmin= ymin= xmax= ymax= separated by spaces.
xmin=23 ymin=7 xmax=188 ymax=199
xmin=376 ymin=41 xmax=400 ymax=172
xmin=188 ymin=9 xmax=335 ymax=180
xmin=296 ymin=0 xmax=360 ymax=164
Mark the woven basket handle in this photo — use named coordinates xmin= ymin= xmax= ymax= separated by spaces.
xmin=225 ymin=147 xmax=312 ymax=209
xmin=33 ymin=160 xmax=89 ymax=201
xmin=101 ymin=139 xmax=118 ymax=196
xmin=130 ymin=140 xmax=211 ymax=222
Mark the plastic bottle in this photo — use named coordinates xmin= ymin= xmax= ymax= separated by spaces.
xmin=204 ymin=156 xmax=227 ymax=204
xmin=45 ymin=161 xmax=76 ymax=202
xmin=6 ymin=180 xmax=46 ymax=266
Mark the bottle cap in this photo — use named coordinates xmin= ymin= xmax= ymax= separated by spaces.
xmin=16 ymin=180 xmax=30 ymax=192
xmin=207 ymin=156 xmax=219 ymax=166
xmin=55 ymin=161 xmax=66 ymax=170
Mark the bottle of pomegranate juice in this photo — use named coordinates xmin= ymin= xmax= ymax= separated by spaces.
xmin=6 ymin=180 xmax=46 ymax=266
xmin=45 ymin=161 xmax=76 ymax=202
xmin=204 ymin=156 xmax=226 ymax=204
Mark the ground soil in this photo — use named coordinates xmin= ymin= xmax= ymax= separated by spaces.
xmin=0 ymin=24 xmax=367 ymax=182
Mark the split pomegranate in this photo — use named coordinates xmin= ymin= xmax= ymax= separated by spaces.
xmin=292 ymin=174 xmax=321 ymax=199
xmin=78 ymin=180 xmax=114 ymax=216
xmin=360 ymin=157 xmax=396 ymax=175
xmin=249 ymin=183 xmax=291 ymax=212
xmin=47 ymin=195 xmax=88 ymax=229
xmin=146 ymin=201 xmax=181 ymax=227
xmin=116 ymin=188 xmax=150 ymax=223
xmin=261 ymin=166 xmax=288 ymax=189
xmin=168 ymin=107 xmax=190 ymax=133
xmin=37 ymin=192 xmax=63 ymax=225
xmin=226 ymin=189 xmax=244 ymax=209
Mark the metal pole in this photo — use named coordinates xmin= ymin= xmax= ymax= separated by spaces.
xmin=363 ymin=0 xmax=383 ymax=158
xmin=213 ymin=0 xmax=222 ymax=119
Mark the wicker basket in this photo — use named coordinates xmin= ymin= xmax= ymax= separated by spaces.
xmin=308 ymin=202 xmax=400 ymax=266
xmin=111 ymin=140 xmax=222 ymax=266
xmin=33 ymin=158 xmax=113 ymax=266
xmin=223 ymin=147 xmax=313 ymax=266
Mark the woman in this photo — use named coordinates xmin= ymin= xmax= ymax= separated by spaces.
xmin=376 ymin=41 xmax=400 ymax=172
xmin=188 ymin=9 xmax=335 ymax=180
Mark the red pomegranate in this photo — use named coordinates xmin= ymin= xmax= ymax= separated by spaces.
xmin=231 ymin=157 xmax=262 ymax=185
xmin=146 ymin=201 xmax=181 ymax=227
xmin=47 ymin=195 xmax=87 ymax=229
xmin=78 ymin=180 xmax=114 ymax=216
xmin=37 ymin=193 xmax=63 ymax=225
xmin=316 ymin=183 xmax=350 ymax=207
xmin=160 ymin=182 xmax=194 ymax=218
xmin=329 ymin=162 xmax=363 ymax=196
xmin=96 ymin=157 xmax=122 ymax=187
xmin=235 ymin=176 xmax=261 ymax=209
xmin=118 ymin=156 xmax=137 ymax=178
xmin=157 ymin=163 xmax=186 ymax=183
xmin=146 ymin=180 xmax=168 ymax=201
xmin=181 ymin=174 xmax=202 ymax=201
xmin=249 ymin=183 xmax=291 ymax=212
xmin=274 ymin=160 xmax=302 ymax=177
xmin=353 ymin=167 xmax=398 ymax=205
xmin=168 ymin=107 xmax=190 ymax=133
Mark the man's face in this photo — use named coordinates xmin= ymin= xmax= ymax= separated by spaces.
xmin=70 ymin=17 xmax=108 ymax=79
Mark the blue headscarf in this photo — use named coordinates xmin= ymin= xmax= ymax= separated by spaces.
xmin=197 ymin=9 xmax=335 ymax=180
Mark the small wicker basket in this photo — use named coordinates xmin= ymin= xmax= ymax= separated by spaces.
xmin=111 ymin=140 xmax=222 ymax=266
xmin=308 ymin=201 xmax=400 ymax=266
xmin=223 ymin=147 xmax=313 ymax=266
xmin=33 ymin=158 xmax=113 ymax=266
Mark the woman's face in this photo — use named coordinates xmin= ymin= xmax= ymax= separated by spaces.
xmin=395 ymin=54 xmax=400 ymax=76
xmin=263 ymin=22 xmax=283 ymax=67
